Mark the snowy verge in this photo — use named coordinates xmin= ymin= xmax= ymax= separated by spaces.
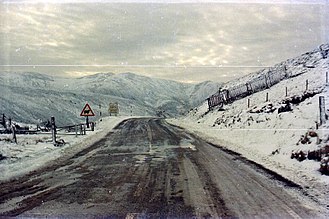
xmin=167 ymin=51 xmax=329 ymax=207
xmin=168 ymin=118 xmax=329 ymax=183
xmin=0 ymin=116 xmax=130 ymax=181
xmin=167 ymin=117 xmax=329 ymax=206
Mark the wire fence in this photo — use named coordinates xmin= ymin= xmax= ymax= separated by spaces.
xmin=0 ymin=114 xmax=95 ymax=145
xmin=207 ymin=66 xmax=287 ymax=110
xmin=207 ymin=44 xmax=329 ymax=110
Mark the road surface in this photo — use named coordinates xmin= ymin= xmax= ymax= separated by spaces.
xmin=0 ymin=118 xmax=320 ymax=218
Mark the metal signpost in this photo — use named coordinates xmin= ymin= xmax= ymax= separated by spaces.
xmin=80 ymin=103 xmax=95 ymax=128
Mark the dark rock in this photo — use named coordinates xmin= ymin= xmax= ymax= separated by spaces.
xmin=278 ymin=103 xmax=292 ymax=114
xmin=0 ymin=154 xmax=7 ymax=161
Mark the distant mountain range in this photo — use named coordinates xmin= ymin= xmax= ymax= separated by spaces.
xmin=0 ymin=72 xmax=221 ymax=125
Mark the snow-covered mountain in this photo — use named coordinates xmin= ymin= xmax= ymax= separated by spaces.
xmin=0 ymin=72 xmax=221 ymax=125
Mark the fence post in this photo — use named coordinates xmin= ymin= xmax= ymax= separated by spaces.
xmin=51 ymin=117 xmax=56 ymax=145
xmin=246 ymin=83 xmax=252 ymax=94
xmin=83 ymin=125 xmax=86 ymax=135
xmin=225 ymin=89 xmax=230 ymax=103
xmin=319 ymin=45 xmax=326 ymax=59
xmin=2 ymin=114 xmax=6 ymax=130
xmin=247 ymin=99 xmax=250 ymax=108
xmin=75 ymin=125 xmax=78 ymax=137
xmin=319 ymin=96 xmax=326 ymax=125
xmin=285 ymin=87 xmax=288 ymax=97
xmin=283 ymin=65 xmax=288 ymax=78
xmin=264 ymin=74 xmax=269 ymax=88
xmin=305 ymin=80 xmax=309 ymax=91
xmin=91 ymin=122 xmax=94 ymax=131
xmin=207 ymin=98 xmax=211 ymax=111
xmin=80 ymin=124 xmax=83 ymax=135
xmin=266 ymin=93 xmax=269 ymax=102
xmin=267 ymin=72 xmax=272 ymax=87
xmin=11 ymin=124 xmax=17 ymax=144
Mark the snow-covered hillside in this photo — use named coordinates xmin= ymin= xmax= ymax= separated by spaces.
xmin=169 ymin=44 xmax=329 ymax=206
xmin=0 ymin=72 xmax=221 ymax=126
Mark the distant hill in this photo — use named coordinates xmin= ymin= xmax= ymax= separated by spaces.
xmin=0 ymin=71 xmax=221 ymax=125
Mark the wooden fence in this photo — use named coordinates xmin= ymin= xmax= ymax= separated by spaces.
xmin=0 ymin=114 xmax=95 ymax=145
xmin=207 ymin=63 xmax=306 ymax=110
xmin=207 ymin=44 xmax=329 ymax=110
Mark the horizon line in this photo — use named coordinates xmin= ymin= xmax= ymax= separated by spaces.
xmin=2 ymin=0 xmax=326 ymax=5
xmin=0 ymin=64 xmax=270 ymax=68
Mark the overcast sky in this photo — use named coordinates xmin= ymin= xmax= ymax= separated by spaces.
xmin=0 ymin=0 xmax=328 ymax=83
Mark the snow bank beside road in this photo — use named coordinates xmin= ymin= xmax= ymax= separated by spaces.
xmin=168 ymin=46 xmax=329 ymax=208
xmin=168 ymin=118 xmax=329 ymax=185
xmin=168 ymin=108 xmax=329 ymax=209
xmin=0 ymin=116 xmax=129 ymax=181
xmin=169 ymin=96 xmax=329 ymax=204
xmin=168 ymin=46 xmax=329 ymax=187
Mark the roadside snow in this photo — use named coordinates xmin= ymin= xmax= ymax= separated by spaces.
xmin=169 ymin=118 xmax=329 ymax=185
xmin=0 ymin=116 xmax=129 ymax=181
xmin=168 ymin=48 xmax=329 ymax=207
xmin=168 ymin=87 xmax=329 ymax=208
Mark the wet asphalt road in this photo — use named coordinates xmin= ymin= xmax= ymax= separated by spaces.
xmin=0 ymin=118 xmax=319 ymax=218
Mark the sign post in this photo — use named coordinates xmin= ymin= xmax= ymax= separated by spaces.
xmin=80 ymin=103 xmax=95 ymax=128
xmin=108 ymin=102 xmax=119 ymax=116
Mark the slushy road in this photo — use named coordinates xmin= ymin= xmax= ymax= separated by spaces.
xmin=0 ymin=118 xmax=318 ymax=218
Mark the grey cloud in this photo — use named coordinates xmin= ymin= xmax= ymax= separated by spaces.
xmin=0 ymin=2 xmax=327 ymax=82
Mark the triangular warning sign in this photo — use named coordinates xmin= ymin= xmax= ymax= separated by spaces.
xmin=80 ymin=103 xmax=95 ymax=116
